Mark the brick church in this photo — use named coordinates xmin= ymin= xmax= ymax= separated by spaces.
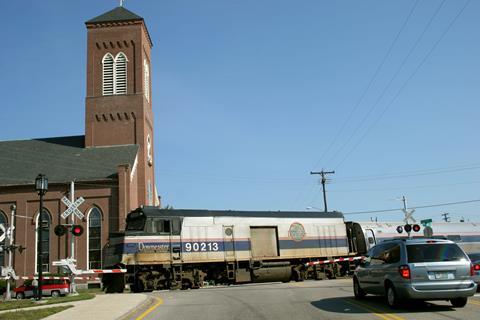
xmin=0 ymin=6 xmax=158 ymax=278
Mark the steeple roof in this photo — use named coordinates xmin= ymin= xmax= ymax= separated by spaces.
xmin=86 ymin=6 xmax=143 ymax=24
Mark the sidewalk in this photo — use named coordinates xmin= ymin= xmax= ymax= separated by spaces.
xmin=0 ymin=293 xmax=150 ymax=320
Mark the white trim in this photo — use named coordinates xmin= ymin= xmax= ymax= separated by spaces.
xmin=130 ymin=154 xmax=138 ymax=182
xmin=86 ymin=207 xmax=103 ymax=270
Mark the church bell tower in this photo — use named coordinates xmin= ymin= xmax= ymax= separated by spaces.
xmin=84 ymin=6 xmax=156 ymax=206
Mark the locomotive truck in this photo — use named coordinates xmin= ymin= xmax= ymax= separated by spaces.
xmin=102 ymin=206 xmax=372 ymax=292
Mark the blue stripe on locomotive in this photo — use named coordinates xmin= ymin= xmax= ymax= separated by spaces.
xmin=121 ymin=238 xmax=348 ymax=254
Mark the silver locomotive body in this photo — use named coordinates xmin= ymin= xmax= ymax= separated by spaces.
xmin=103 ymin=207 xmax=369 ymax=292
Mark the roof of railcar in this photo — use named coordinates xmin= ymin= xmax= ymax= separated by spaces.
xmin=132 ymin=206 xmax=344 ymax=219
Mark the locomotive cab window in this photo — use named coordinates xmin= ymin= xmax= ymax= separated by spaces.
xmin=172 ymin=218 xmax=182 ymax=235
xmin=126 ymin=213 xmax=146 ymax=231
xmin=157 ymin=219 xmax=171 ymax=234
xmin=145 ymin=218 xmax=171 ymax=234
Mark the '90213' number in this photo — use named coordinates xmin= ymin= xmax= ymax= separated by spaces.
xmin=185 ymin=242 xmax=219 ymax=252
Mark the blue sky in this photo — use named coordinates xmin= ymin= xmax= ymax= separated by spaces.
xmin=1 ymin=0 xmax=480 ymax=223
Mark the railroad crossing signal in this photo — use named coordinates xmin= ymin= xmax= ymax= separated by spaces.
xmin=0 ymin=224 xmax=5 ymax=242
xmin=402 ymin=208 xmax=416 ymax=224
xmin=54 ymin=225 xmax=68 ymax=236
xmin=396 ymin=224 xmax=421 ymax=235
xmin=71 ymin=225 xmax=84 ymax=236
xmin=61 ymin=196 xmax=85 ymax=219
xmin=0 ymin=224 xmax=14 ymax=243
xmin=54 ymin=225 xmax=84 ymax=237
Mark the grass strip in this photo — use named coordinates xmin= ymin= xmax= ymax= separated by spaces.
xmin=0 ymin=292 xmax=95 ymax=311
xmin=0 ymin=305 xmax=73 ymax=320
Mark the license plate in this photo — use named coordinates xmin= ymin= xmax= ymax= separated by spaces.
xmin=427 ymin=271 xmax=454 ymax=280
xmin=433 ymin=272 xmax=454 ymax=280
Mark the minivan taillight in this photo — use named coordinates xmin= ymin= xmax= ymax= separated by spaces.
xmin=399 ymin=265 xmax=411 ymax=279
xmin=474 ymin=264 xmax=480 ymax=271
xmin=471 ymin=263 xmax=478 ymax=276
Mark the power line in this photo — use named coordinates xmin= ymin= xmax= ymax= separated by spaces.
xmin=335 ymin=0 xmax=471 ymax=169
xmin=329 ymin=0 xmax=447 ymax=168
xmin=328 ymin=179 xmax=480 ymax=193
xmin=297 ymin=1 xmax=422 ymax=210
xmin=310 ymin=0 xmax=420 ymax=171
xmin=343 ymin=198 xmax=480 ymax=215
xmin=155 ymin=160 xmax=480 ymax=185
xmin=334 ymin=163 xmax=480 ymax=183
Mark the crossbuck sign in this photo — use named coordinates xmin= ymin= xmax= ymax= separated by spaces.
xmin=0 ymin=224 xmax=5 ymax=242
xmin=61 ymin=196 xmax=85 ymax=219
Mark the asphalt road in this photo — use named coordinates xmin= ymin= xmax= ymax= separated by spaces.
xmin=128 ymin=279 xmax=480 ymax=320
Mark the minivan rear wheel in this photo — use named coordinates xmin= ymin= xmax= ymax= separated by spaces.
xmin=386 ymin=284 xmax=400 ymax=308
xmin=450 ymin=297 xmax=468 ymax=308
xmin=353 ymin=278 xmax=366 ymax=299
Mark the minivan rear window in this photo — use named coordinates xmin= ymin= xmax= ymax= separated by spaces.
xmin=407 ymin=244 xmax=467 ymax=263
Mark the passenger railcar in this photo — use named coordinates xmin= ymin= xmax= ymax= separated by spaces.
xmin=102 ymin=207 xmax=369 ymax=292
xmin=360 ymin=221 xmax=480 ymax=253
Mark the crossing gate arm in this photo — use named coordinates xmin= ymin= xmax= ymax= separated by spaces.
xmin=80 ymin=269 xmax=127 ymax=274
xmin=305 ymin=256 xmax=365 ymax=267
xmin=22 ymin=276 xmax=100 ymax=280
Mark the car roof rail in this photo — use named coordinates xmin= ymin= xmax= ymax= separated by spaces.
xmin=383 ymin=238 xmax=408 ymax=242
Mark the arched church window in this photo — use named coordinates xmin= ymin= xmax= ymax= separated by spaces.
xmin=0 ymin=211 xmax=7 ymax=267
xmin=88 ymin=207 xmax=102 ymax=269
xmin=35 ymin=209 xmax=51 ymax=273
xmin=115 ymin=52 xmax=128 ymax=94
xmin=102 ymin=53 xmax=114 ymax=95
xmin=144 ymin=58 xmax=150 ymax=102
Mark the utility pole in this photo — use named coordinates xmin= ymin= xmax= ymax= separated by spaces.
xmin=310 ymin=170 xmax=335 ymax=212
xmin=441 ymin=212 xmax=451 ymax=222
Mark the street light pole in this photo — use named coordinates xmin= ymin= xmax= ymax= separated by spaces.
xmin=35 ymin=174 xmax=48 ymax=301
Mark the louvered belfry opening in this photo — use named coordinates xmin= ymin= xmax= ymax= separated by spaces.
xmin=115 ymin=53 xmax=127 ymax=94
xmin=102 ymin=53 xmax=114 ymax=95
xmin=102 ymin=52 xmax=127 ymax=96
xmin=144 ymin=58 xmax=150 ymax=102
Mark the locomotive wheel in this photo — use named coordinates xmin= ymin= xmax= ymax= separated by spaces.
xmin=182 ymin=280 xmax=192 ymax=290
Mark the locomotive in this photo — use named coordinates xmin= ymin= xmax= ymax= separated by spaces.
xmin=102 ymin=206 xmax=371 ymax=292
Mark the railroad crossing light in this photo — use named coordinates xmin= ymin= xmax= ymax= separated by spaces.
xmin=54 ymin=225 xmax=67 ymax=237
xmin=396 ymin=226 xmax=403 ymax=234
xmin=71 ymin=225 xmax=84 ymax=236
xmin=412 ymin=224 xmax=421 ymax=232
xmin=404 ymin=224 xmax=412 ymax=233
